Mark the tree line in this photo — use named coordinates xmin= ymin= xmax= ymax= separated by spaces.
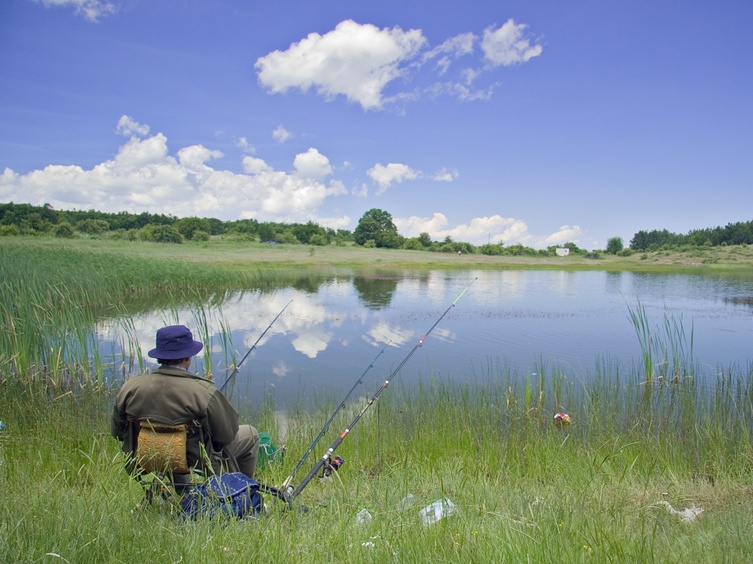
xmin=629 ymin=221 xmax=753 ymax=251
xmin=1 ymin=202 xmax=750 ymax=255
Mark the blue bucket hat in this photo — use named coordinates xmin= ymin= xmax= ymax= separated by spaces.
xmin=148 ymin=325 xmax=204 ymax=360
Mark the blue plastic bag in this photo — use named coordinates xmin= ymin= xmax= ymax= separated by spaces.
xmin=180 ymin=472 xmax=262 ymax=519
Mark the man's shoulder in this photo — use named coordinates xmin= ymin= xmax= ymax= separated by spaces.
xmin=150 ymin=367 xmax=218 ymax=390
xmin=120 ymin=369 xmax=216 ymax=389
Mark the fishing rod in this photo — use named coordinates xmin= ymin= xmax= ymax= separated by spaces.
xmin=218 ymin=298 xmax=293 ymax=394
xmin=286 ymin=340 xmax=392 ymax=483
xmin=285 ymin=280 xmax=475 ymax=500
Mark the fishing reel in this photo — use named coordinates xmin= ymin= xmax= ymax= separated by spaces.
xmin=321 ymin=456 xmax=345 ymax=478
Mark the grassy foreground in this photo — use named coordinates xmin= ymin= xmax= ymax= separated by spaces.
xmin=2 ymin=368 xmax=753 ymax=562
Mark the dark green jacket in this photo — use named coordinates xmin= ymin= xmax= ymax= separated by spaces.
xmin=111 ymin=366 xmax=239 ymax=470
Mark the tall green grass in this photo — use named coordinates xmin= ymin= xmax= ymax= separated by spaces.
xmin=2 ymin=360 xmax=753 ymax=562
xmin=0 ymin=239 xmax=266 ymax=385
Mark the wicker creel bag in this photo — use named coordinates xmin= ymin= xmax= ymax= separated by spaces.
xmin=136 ymin=420 xmax=190 ymax=474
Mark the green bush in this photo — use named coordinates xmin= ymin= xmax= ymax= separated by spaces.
xmin=140 ymin=224 xmax=183 ymax=244
xmin=76 ymin=218 xmax=109 ymax=235
xmin=52 ymin=222 xmax=76 ymax=238
xmin=0 ymin=224 xmax=20 ymax=236
xmin=309 ymin=234 xmax=329 ymax=246
xmin=402 ymin=238 xmax=423 ymax=251
xmin=192 ymin=230 xmax=210 ymax=242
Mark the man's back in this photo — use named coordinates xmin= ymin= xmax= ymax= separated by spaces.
xmin=112 ymin=366 xmax=239 ymax=468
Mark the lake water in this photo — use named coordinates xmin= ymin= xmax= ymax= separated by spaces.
xmin=99 ymin=269 xmax=753 ymax=409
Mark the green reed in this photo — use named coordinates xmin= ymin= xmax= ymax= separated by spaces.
xmin=0 ymin=238 xmax=264 ymax=386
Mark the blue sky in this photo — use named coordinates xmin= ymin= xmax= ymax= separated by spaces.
xmin=1 ymin=0 xmax=751 ymax=249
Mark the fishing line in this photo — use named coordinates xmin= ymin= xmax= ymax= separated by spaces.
xmin=287 ymin=339 xmax=392 ymax=482
xmin=218 ymin=298 xmax=293 ymax=394
xmin=286 ymin=278 xmax=476 ymax=500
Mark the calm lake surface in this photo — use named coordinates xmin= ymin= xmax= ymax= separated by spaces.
xmin=100 ymin=269 xmax=753 ymax=409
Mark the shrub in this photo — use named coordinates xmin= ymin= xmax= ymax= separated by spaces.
xmin=76 ymin=218 xmax=109 ymax=235
xmin=0 ymin=225 xmax=20 ymax=236
xmin=402 ymin=238 xmax=423 ymax=251
xmin=479 ymin=244 xmax=504 ymax=256
xmin=141 ymin=224 xmax=183 ymax=244
xmin=52 ymin=222 xmax=76 ymax=238
xmin=192 ymin=230 xmax=210 ymax=242
xmin=309 ymin=234 xmax=329 ymax=246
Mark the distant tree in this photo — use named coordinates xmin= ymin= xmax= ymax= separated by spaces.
xmin=0 ymin=203 xmax=58 ymax=233
xmin=229 ymin=218 xmax=258 ymax=236
xmin=353 ymin=208 xmax=399 ymax=248
xmin=479 ymin=243 xmax=504 ymax=256
xmin=0 ymin=224 xmax=20 ymax=236
xmin=52 ymin=222 xmax=75 ymax=238
xmin=175 ymin=217 xmax=212 ymax=240
xmin=630 ymin=229 xmax=684 ymax=250
xmin=205 ymin=217 xmax=226 ymax=236
xmin=141 ymin=224 xmax=183 ymax=243
xmin=417 ymin=232 xmax=432 ymax=248
xmin=309 ymin=233 xmax=329 ymax=246
xmin=402 ymin=238 xmax=423 ymax=251
xmin=562 ymin=242 xmax=583 ymax=254
xmin=292 ymin=221 xmax=327 ymax=244
xmin=275 ymin=229 xmax=298 ymax=244
xmin=76 ymin=218 xmax=109 ymax=235
xmin=335 ymin=228 xmax=354 ymax=244
xmin=606 ymin=236 xmax=624 ymax=254
xmin=257 ymin=223 xmax=275 ymax=242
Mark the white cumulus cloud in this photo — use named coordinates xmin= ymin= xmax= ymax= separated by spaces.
xmin=255 ymin=19 xmax=542 ymax=110
xmin=394 ymin=213 xmax=582 ymax=248
xmin=236 ymin=137 xmax=255 ymax=153
xmin=294 ymin=148 xmax=333 ymax=179
xmin=394 ymin=212 xmax=529 ymax=245
xmin=0 ymin=116 xmax=347 ymax=224
xmin=432 ymin=167 xmax=459 ymax=182
xmin=367 ymin=162 xmax=420 ymax=194
xmin=481 ymin=19 xmax=543 ymax=66
xmin=272 ymin=125 xmax=292 ymax=143
xmin=255 ymin=19 xmax=426 ymax=110
xmin=541 ymin=225 xmax=583 ymax=247
xmin=116 ymin=115 xmax=150 ymax=138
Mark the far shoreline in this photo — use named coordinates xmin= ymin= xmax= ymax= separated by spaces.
xmin=3 ymin=236 xmax=753 ymax=273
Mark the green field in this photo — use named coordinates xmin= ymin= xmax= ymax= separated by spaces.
xmin=1 ymin=236 xmax=753 ymax=562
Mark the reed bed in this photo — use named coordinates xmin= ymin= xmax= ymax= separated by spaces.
xmin=0 ymin=239 xmax=267 ymax=384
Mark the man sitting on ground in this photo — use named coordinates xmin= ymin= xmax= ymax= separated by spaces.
xmin=111 ymin=324 xmax=259 ymax=479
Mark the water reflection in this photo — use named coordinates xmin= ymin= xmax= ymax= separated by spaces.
xmin=100 ymin=270 xmax=753 ymax=409
xmin=352 ymin=276 xmax=399 ymax=309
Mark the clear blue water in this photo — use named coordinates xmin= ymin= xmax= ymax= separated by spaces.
xmin=99 ymin=269 xmax=753 ymax=409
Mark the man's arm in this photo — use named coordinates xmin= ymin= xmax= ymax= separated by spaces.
xmin=204 ymin=391 xmax=240 ymax=449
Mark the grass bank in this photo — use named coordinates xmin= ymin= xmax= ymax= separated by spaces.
xmin=2 ymin=365 xmax=753 ymax=562
xmin=4 ymin=235 xmax=753 ymax=271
